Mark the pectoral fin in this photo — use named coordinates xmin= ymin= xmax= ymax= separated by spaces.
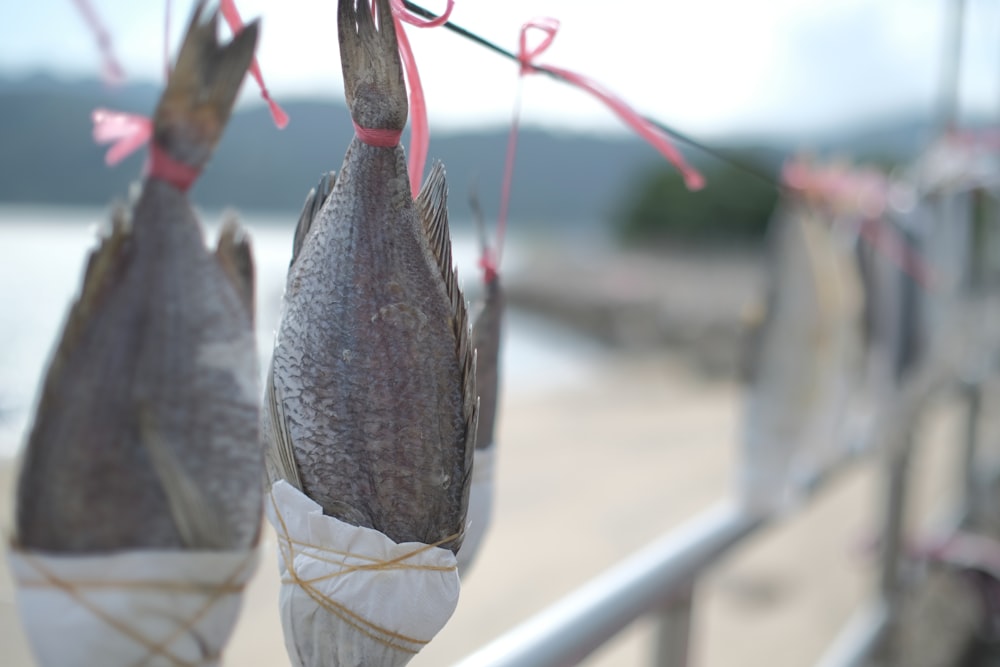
xmin=139 ymin=408 xmax=231 ymax=549
xmin=262 ymin=362 xmax=304 ymax=491
xmin=215 ymin=213 xmax=255 ymax=321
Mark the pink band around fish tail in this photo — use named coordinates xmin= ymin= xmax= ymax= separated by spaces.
xmin=147 ymin=144 xmax=200 ymax=192
xmin=353 ymin=122 xmax=403 ymax=147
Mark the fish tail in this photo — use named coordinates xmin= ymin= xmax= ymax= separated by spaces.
xmin=152 ymin=1 xmax=259 ymax=172
xmin=338 ymin=0 xmax=407 ymax=132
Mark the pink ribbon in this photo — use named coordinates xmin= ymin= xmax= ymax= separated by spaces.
xmin=90 ymin=1 xmax=286 ymax=188
xmin=353 ymin=122 xmax=403 ymax=147
xmin=483 ymin=17 xmax=706 ymax=283
xmin=71 ymin=0 xmax=125 ymax=86
xmin=92 ymin=109 xmax=199 ymax=190
xmin=516 ymin=19 xmax=705 ymax=191
xmin=385 ymin=0 xmax=455 ymax=197
xmin=219 ymin=0 xmax=289 ymax=129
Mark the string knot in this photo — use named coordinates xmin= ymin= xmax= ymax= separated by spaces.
xmin=516 ymin=17 xmax=559 ymax=75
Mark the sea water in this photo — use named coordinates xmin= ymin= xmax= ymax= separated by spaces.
xmin=0 ymin=204 xmax=603 ymax=457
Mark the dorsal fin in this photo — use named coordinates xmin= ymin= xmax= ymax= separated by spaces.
xmin=290 ymin=171 xmax=336 ymax=267
xmin=414 ymin=161 xmax=479 ymax=471
xmin=215 ymin=212 xmax=255 ymax=321
xmin=415 ymin=162 xmax=453 ymax=277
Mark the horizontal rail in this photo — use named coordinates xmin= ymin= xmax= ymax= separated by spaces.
xmin=812 ymin=601 xmax=890 ymax=667
xmin=453 ymin=502 xmax=760 ymax=667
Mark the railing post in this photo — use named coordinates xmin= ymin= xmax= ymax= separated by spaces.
xmin=961 ymin=379 xmax=983 ymax=521
xmin=874 ymin=426 xmax=916 ymax=665
xmin=651 ymin=584 xmax=694 ymax=667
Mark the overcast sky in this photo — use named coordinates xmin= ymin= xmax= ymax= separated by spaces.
xmin=1 ymin=0 xmax=998 ymax=139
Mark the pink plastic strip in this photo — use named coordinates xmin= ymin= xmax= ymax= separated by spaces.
xmin=92 ymin=109 xmax=152 ymax=166
xmin=517 ymin=19 xmax=704 ymax=191
xmin=92 ymin=109 xmax=199 ymax=190
xmin=148 ymin=144 xmax=200 ymax=191
xmin=485 ymin=17 xmax=706 ymax=283
xmin=71 ymin=0 xmax=126 ymax=85
xmin=353 ymin=121 xmax=403 ymax=147
xmin=389 ymin=0 xmax=455 ymax=197
xmin=219 ymin=0 xmax=289 ymax=129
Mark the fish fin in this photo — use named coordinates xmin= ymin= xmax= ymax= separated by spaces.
xmin=291 ymin=171 xmax=336 ymax=267
xmin=153 ymin=1 xmax=259 ymax=170
xmin=471 ymin=279 xmax=504 ymax=449
xmin=138 ymin=407 xmax=231 ymax=549
xmin=338 ymin=0 xmax=407 ymax=131
xmin=263 ymin=361 xmax=304 ymax=491
xmin=215 ymin=212 xmax=256 ymax=321
xmin=54 ymin=203 xmax=134 ymax=363
xmin=414 ymin=162 xmax=478 ymax=485
xmin=415 ymin=162 xmax=454 ymax=279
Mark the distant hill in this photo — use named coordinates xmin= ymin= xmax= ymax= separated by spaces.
xmin=0 ymin=73 xmax=948 ymax=234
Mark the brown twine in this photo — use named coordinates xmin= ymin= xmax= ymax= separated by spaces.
xmin=15 ymin=550 xmax=256 ymax=667
xmin=267 ymin=487 xmax=459 ymax=655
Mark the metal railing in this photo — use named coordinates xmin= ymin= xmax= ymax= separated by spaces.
xmin=455 ymin=148 xmax=1000 ymax=667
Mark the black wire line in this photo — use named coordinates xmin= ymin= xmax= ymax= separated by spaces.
xmin=402 ymin=0 xmax=787 ymax=192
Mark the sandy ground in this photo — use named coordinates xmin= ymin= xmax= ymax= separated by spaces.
xmin=0 ymin=352 xmax=971 ymax=667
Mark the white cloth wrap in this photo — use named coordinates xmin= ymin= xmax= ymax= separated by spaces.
xmin=266 ymin=480 xmax=460 ymax=667
xmin=8 ymin=547 xmax=258 ymax=667
xmin=457 ymin=444 xmax=495 ymax=575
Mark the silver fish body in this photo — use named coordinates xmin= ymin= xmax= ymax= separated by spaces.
xmin=15 ymin=5 xmax=262 ymax=552
xmin=263 ymin=0 xmax=475 ymax=553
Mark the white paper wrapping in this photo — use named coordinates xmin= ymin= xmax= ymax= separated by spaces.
xmin=266 ymin=480 xmax=460 ymax=667
xmin=457 ymin=444 xmax=495 ymax=576
xmin=8 ymin=546 xmax=258 ymax=667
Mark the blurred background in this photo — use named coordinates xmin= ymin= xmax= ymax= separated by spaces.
xmin=1 ymin=1 xmax=999 ymax=666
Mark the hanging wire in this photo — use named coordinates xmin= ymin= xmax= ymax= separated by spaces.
xmin=402 ymin=1 xmax=787 ymax=194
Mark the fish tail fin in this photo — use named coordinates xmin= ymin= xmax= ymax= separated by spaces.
xmin=153 ymin=1 xmax=259 ymax=171
xmin=338 ymin=0 xmax=407 ymax=132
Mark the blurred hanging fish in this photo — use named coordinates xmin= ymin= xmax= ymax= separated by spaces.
xmin=262 ymin=0 xmax=476 ymax=553
xmin=741 ymin=200 xmax=864 ymax=510
xmin=456 ymin=201 xmax=505 ymax=573
xmin=468 ymin=200 xmax=504 ymax=457
xmin=15 ymin=4 xmax=263 ymax=552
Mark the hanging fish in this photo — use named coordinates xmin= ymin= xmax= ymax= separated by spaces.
xmin=456 ymin=191 xmax=505 ymax=574
xmin=262 ymin=0 xmax=476 ymax=554
xmin=15 ymin=3 xmax=262 ymax=552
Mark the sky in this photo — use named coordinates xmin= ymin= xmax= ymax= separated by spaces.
xmin=1 ymin=0 xmax=998 ymax=140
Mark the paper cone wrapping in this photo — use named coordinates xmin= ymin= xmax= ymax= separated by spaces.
xmin=266 ymin=480 xmax=460 ymax=667
xmin=457 ymin=444 xmax=495 ymax=576
xmin=8 ymin=547 xmax=258 ymax=666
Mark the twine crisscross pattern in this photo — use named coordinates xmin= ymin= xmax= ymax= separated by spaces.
xmin=266 ymin=480 xmax=460 ymax=666
xmin=9 ymin=547 xmax=258 ymax=667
